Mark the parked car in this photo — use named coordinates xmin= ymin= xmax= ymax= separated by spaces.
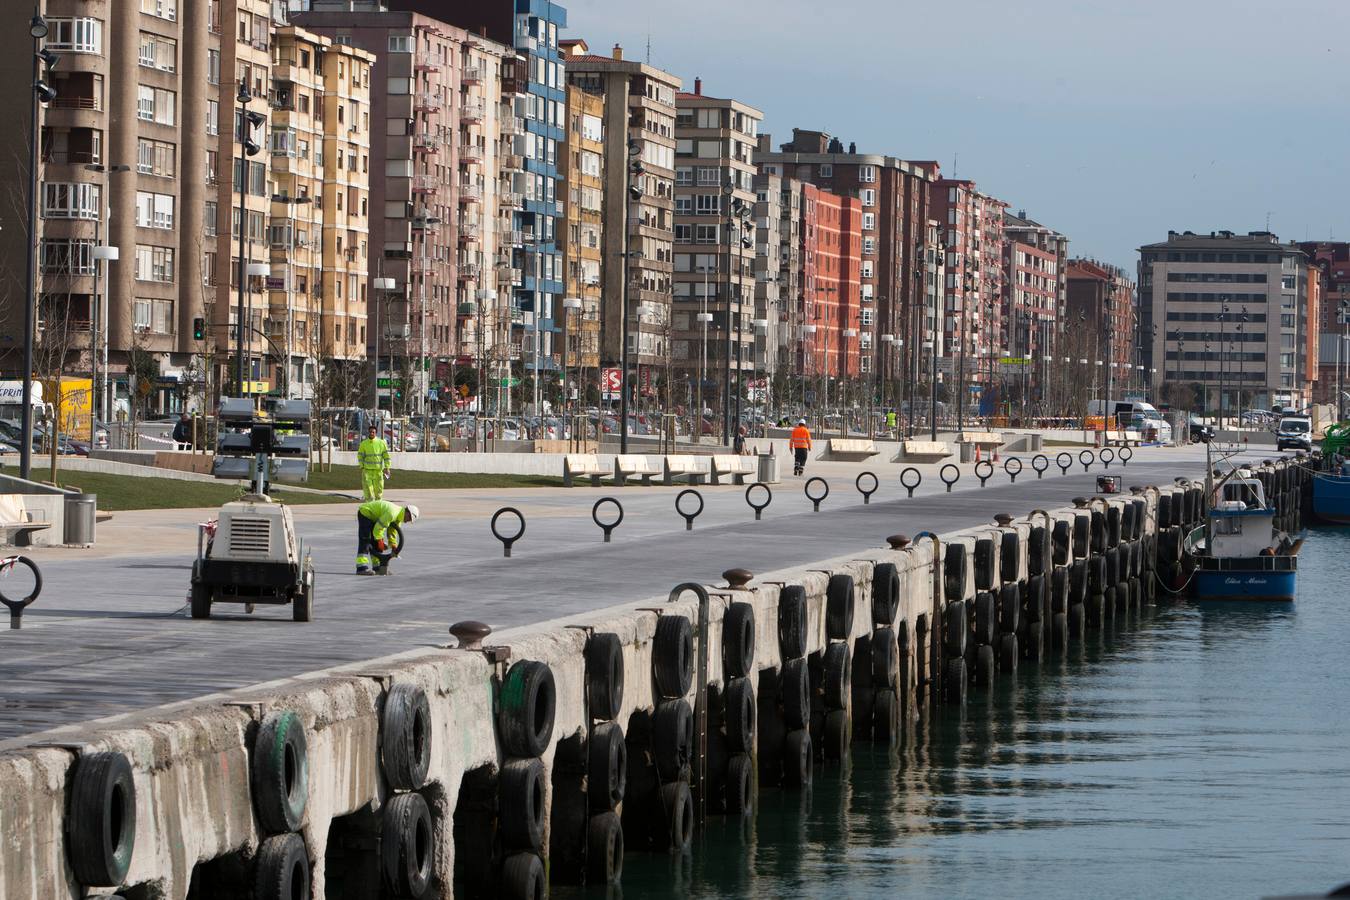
xmin=1188 ymin=418 xmax=1215 ymax=444
xmin=1276 ymin=415 xmax=1312 ymax=452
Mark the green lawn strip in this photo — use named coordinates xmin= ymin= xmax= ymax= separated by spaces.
xmin=302 ymin=464 xmax=565 ymax=491
xmin=49 ymin=470 xmax=350 ymax=511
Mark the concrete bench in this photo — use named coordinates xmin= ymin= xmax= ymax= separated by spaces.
xmin=710 ymin=454 xmax=754 ymax=486
xmin=1104 ymin=430 xmax=1141 ymax=447
xmin=959 ymin=431 xmax=1004 ymax=448
xmin=0 ymin=494 xmax=51 ymax=547
xmin=563 ymin=454 xmax=606 ymax=487
xmin=613 ymin=454 xmax=658 ymax=487
xmin=663 ymin=455 xmax=708 ymax=486
xmin=901 ymin=440 xmax=952 ymax=462
xmin=826 ymin=438 xmax=879 ymax=461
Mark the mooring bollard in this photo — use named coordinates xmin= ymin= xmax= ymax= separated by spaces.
xmin=0 ymin=554 xmax=41 ymax=629
xmin=490 ymin=508 xmax=526 ymax=558
xmin=940 ymin=464 xmax=961 ymax=493
xmin=676 ymin=489 xmax=704 ymax=531
xmin=1032 ymin=454 xmax=1049 ymax=479
xmin=900 ymin=466 xmax=922 ymax=498
xmin=1005 ymin=457 xmax=1023 ymax=483
xmin=1057 ymin=452 xmax=1073 ymax=475
xmin=855 ymin=471 xmax=879 ymax=505
xmin=744 ymin=482 xmax=772 ymax=520
xmin=975 ymin=460 xmax=994 ymax=487
xmin=591 ymin=497 xmax=624 ymax=543
xmin=1079 ymin=449 xmax=1095 ymax=473
xmin=805 ymin=477 xmax=830 ymax=512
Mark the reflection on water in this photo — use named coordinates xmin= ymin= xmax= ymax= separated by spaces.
xmin=575 ymin=530 xmax=1350 ymax=900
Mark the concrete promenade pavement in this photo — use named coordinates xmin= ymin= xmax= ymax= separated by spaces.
xmin=0 ymin=443 xmax=1254 ymax=743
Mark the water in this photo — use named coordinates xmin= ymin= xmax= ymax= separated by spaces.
xmin=591 ymin=529 xmax=1350 ymax=899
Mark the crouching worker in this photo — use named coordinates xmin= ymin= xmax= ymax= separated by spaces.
xmin=356 ymin=499 xmax=419 ymax=575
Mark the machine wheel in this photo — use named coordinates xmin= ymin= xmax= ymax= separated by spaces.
xmin=387 ymin=523 xmax=404 ymax=558
xmin=190 ymin=580 xmax=212 ymax=620
xmin=293 ymin=566 xmax=314 ymax=623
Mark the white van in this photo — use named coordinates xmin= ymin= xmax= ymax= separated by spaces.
xmin=1089 ymin=399 xmax=1173 ymax=442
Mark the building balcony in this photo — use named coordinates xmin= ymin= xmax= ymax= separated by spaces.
xmin=413 ymin=91 xmax=439 ymax=111
xmin=414 ymin=59 xmax=442 ymax=73
xmin=411 ymin=174 xmax=439 ymax=193
xmin=462 ymin=65 xmax=485 ymax=85
xmin=458 ymin=183 xmax=482 ymax=204
xmin=49 ymin=95 xmax=101 ymax=112
xmin=498 ymin=190 xmax=522 ymax=209
xmin=458 ymin=262 xmax=481 ymax=281
xmin=459 ymin=101 xmax=485 ymax=124
xmin=499 ymin=115 xmax=523 ymax=136
xmin=459 ymin=144 xmax=484 ymax=165
xmin=411 ymin=256 xmax=435 ymax=274
xmin=458 ymin=224 xmax=481 ymax=244
xmin=413 ymin=132 xmax=441 ymax=153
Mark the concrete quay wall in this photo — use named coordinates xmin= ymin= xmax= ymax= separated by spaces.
xmin=0 ymin=459 xmax=1312 ymax=899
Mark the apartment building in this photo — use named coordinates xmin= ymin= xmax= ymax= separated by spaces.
xmin=297 ymin=4 xmax=512 ymax=413
xmin=800 ymin=184 xmax=862 ymax=383
xmin=1065 ymin=259 xmax=1136 ymax=393
xmin=562 ymin=41 xmax=679 ymax=377
xmin=751 ymin=172 xmax=786 ymax=384
xmin=757 ymin=132 xmax=935 ymax=400
xmin=672 ymin=79 xmax=762 ymax=423
xmin=559 ymin=80 xmax=603 ymax=374
xmin=929 ymin=179 xmax=1007 ymax=367
xmin=1140 ymin=230 xmax=1314 ymax=412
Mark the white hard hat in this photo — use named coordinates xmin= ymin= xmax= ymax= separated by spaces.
xmin=797 ymin=419 xmax=807 ymax=426
xmin=404 ymin=504 xmax=420 ymax=521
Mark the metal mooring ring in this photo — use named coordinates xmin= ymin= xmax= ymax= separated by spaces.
xmin=855 ymin=471 xmax=879 ymax=504
xmin=1056 ymin=452 xmax=1073 ymax=475
xmin=1079 ymin=449 xmax=1095 ymax=473
xmin=490 ymin=507 xmax=526 ymax=557
xmin=1100 ymin=447 xmax=1116 ymax=468
xmin=900 ymin=466 xmax=922 ymax=498
xmin=1005 ymin=456 xmax=1023 ymax=483
xmin=591 ymin=497 xmax=624 ymax=543
xmin=940 ymin=464 xmax=961 ymax=493
xmin=975 ymin=460 xmax=994 ymax=487
xmin=805 ymin=477 xmax=830 ymax=512
xmin=1119 ymin=446 xmax=1133 ymax=466
xmin=745 ymin=482 xmax=772 ymax=521
xmin=676 ymin=489 xmax=704 ymax=531
xmin=1032 ymin=454 xmax=1049 ymax=478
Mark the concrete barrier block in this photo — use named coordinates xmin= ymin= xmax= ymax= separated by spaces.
xmin=0 ymin=748 xmax=74 ymax=900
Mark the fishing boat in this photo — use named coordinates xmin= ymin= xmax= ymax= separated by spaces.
xmin=1312 ymin=423 xmax=1350 ymax=524
xmin=1183 ymin=455 xmax=1300 ymax=602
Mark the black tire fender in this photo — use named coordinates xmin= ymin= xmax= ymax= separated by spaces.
xmin=380 ymin=791 xmax=434 ymax=898
xmin=252 ymin=711 xmax=309 ymax=835
xmin=662 ymin=781 xmax=694 ymax=852
xmin=999 ymin=633 xmax=1018 ymax=675
xmin=584 ymin=632 xmax=625 ymax=723
xmin=973 ymin=643 xmax=996 ymax=687
xmin=870 ymin=626 xmax=899 ymax=690
xmin=944 ymin=543 xmax=969 ymax=600
xmin=723 ymin=602 xmax=756 ymax=679
xmin=586 ymin=812 xmax=624 ymax=885
xmin=653 ymin=616 xmax=693 ymax=700
xmin=943 ymin=657 xmax=967 ymax=706
xmin=725 ymin=753 xmax=753 ymax=815
xmin=588 ymin=721 xmax=627 ymax=813
xmin=778 ymin=585 xmax=808 ymax=660
xmin=1027 ymin=526 xmax=1047 ymax=577
xmin=998 ymin=584 xmax=1020 ymax=634
xmin=823 ymin=708 xmax=850 ymax=761
xmin=500 ymin=852 xmax=545 ymax=900
xmin=653 ymin=698 xmax=693 ymax=782
xmin=944 ymin=599 xmax=967 ymax=657
xmin=822 ymin=642 xmax=851 ymax=710
xmin=780 ymin=657 xmax=811 ymax=731
xmin=973 ymin=591 xmax=996 ymax=646
xmin=66 ymin=751 xmax=137 ymax=887
xmin=253 ymin=832 xmax=310 ymax=900
xmin=825 ymin=574 xmax=855 ymax=641
xmin=1000 ymin=531 xmax=1020 ymax=582
xmin=498 ymin=660 xmax=556 ymax=758
xmin=381 ymin=683 xmax=431 ymax=792
xmin=784 ymin=729 xmax=812 ymax=786
xmin=871 ymin=562 xmax=901 ymax=626
xmin=725 ymin=677 xmax=756 ymax=753
xmin=973 ymin=538 xmax=996 ymax=590
xmin=499 ymin=758 xmax=546 ymax=853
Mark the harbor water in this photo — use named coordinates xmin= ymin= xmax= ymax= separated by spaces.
xmin=597 ymin=528 xmax=1350 ymax=899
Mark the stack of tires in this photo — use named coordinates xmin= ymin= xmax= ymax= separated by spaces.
xmin=379 ymin=684 xmax=436 ymax=900
xmin=496 ymin=660 xmax=556 ymax=899
xmin=648 ymin=615 xmax=695 ymax=853
xmin=867 ymin=563 xmax=903 ymax=743
xmin=251 ymin=711 xmax=313 ymax=900
xmin=995 ymin=531 xmax=1021 ymax=673
xmin=819 ymin=574 xmax=855 ymax=759
xmin=716 ymin=602 xmax=756 ymax=817
xmin=971 ymin=537 xmax=998 ymax=687
xmin=941 ymin=546 xmax=968 ymax=705
xmin=776 ymin=585 xmax=813 ymax=787
xmin=583 ymin=633 xmax=626 ymax=887
xmin=1029 ymin=524 xmax=1069 ymax=654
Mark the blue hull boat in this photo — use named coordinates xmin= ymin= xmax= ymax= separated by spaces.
xmin=1191 ymin=564 xmax=1297 ymax=602
xmin=1311 ymin=466 xmax=1350 ymax=524
xmin=1183 ymin=459 xmax=1300 ymax=602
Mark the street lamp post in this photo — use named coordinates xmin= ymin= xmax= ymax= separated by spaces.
xmin=925 ymin=339 xmax=937 ymax=441
xmin=562 ymin=295 xmax=581 ymax=434
xmin=620 ymin=139 xmax=643 ymax=455
xmin=235 ymin=81 xmax=265 ymax=396
xmin=371 ymin=276 xmax=396 ymax=410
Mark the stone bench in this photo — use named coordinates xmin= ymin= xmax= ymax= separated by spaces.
xmin=563 ymin=454 xmax=606 ymax=487
xmin=612 ymin=454 xmax=659 ymax=487
xmin=710 ymin=454 xmax=754 ymax=486
xmin=663 ymin=455 xmax=709 ymax=486
xmin=826 ymin=438 xmax=880 ymax=461
xmin=1104 ymin=430 xmax=1141 ymax=447
xmin=958 ymin=431 xmax=1003 ymax=448
xmin=901 ymin=441 xmax=952 ymax=462
xmin=0 ymin=494 xmax=52 ymax=547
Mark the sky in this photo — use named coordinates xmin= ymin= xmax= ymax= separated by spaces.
xmin=563 ymin=0 xmax=1350 ymax=273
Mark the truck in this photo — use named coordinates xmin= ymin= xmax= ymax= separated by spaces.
xmin=1276 ymin=414 xmax=1312 ymax=452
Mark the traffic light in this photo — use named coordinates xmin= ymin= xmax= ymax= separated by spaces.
xmin=192 ymin=317 xmax=205 ymax=340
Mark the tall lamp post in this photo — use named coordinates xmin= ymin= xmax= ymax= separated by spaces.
xmin=620 ymin=139 xmax=642 ymax=454
xmin=235 ymin=80 xmax=265 ymax=396
xmin=371 ymin=276 xmax=396 ymax=410
xmin=21 ymin=10 xmax=59 ymax=480
xmin=924 ymin=339 xmax=937 ymax=441
xmin=562 ymin=296 xmax=581 ymax=432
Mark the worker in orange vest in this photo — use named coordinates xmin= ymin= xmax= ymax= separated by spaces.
xmin=789 ymin=419 xmax=813 ymax=476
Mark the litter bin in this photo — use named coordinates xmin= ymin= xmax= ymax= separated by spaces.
xmin=1027 ymin=433 xmax=1044 ymax=452
xmin=64 ymin=493 xmax=97 ymax=546
xmin=959 ymin=442 xmax=974 ymax=463
xmin=756 ymin=452 xmax=780 ymax=484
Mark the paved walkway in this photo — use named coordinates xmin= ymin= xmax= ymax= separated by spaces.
xmin=0 ymin=443 xmax=1247 ymax=742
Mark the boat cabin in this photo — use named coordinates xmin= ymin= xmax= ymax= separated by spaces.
xmin=1210 ymin=475 xmax=1276 ymax=558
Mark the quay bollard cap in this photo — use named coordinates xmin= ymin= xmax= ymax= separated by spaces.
xmin=723 ymin=568 xmax=754 ymax=589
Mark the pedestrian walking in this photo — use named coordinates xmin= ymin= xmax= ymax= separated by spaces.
xmin=172 ymin=412 xmax=192 ymax=450
xmin=734 ymin=424 xmax=747 ymax=455
xmin=355 ymin=499 xmax=419 ymax=575
xmin=357 ymin=424 xmax=391 ymax=501
xmin=789 ymin=419 xmax=812 ymax=476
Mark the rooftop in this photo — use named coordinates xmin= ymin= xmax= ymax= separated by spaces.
xmin=1138 ymin=230 xmax=1306 ymax=253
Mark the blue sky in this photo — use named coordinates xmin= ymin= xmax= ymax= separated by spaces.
xmin=564 ymin=0 xmax=1350 ymax=272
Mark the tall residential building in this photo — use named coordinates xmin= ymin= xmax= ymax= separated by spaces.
xmin=1065 ymin=259 xmax=1137 ymax=397
xmin=562 ymin=41 xmax=679 ymax=380
xmin=751 ymin=172 xmax=786 ymax=386
xmin=801 ymin=184 xmax=863 ymax=384
xmin=672 ymin=79 xmax=762 ymax=425
xmin=757 ymin=131 xmax=936 ymax=399
xmin=295 ymin=4 xmax=513 ymax=413
xmin=387 ymin=0 xmax=569 ymax=405
xmin=1296 ymin=242 xmax=1350 ymax=404
xmin=1139 ymin=230 xmax=1313 ymax=413
xmin=559 ymin=80 xmax=603 ymax=375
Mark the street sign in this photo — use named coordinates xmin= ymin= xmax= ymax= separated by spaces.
xmin=602 ymin=367 xmax=622 ymax=400
xmin=241 ymin=380 xmax=270 ymax=393
xmin=499 ymin=377 xmax=520 ymax=387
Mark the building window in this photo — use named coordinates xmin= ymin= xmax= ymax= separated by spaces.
xmin=40 ymin=239 xmax=95 ymax=275
xmin=135 ymin=191 xmax=175 ymax=229
xmin=819 ymin=164 xmax=833 ymax=178
xmin=675 ymin=167 xmax=693 ymax=186
xmin=862 ymin=212 xmax=875 ymax=231
xmin=204 ymin=201 xmax=217 ymax=237
xmin=695 ymin=225 xmax=718 ymax=244
xmin=46 ymin=17 xmax=103 ymax=53
xmin=136 ymin=138 xmax=176 ymax=177
xmin=137 ymin=86 xmax=177 ymax=126
xmin=861 ymin=189 xmax=876 ymax=207
xmin=134 ymin=245 xmax=176 ymax=284
xmin=140 ymin=0 xmax=178 ymax=20
xmin=41 ymin=182 xmax=100 ymax=220
xmin=695 ymin=194 xmax=719 ymax=214
xmin=138 ymin=33 xmax=177 ymax=72
xmin=859 ymin=165 xmax=876 ymax=183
